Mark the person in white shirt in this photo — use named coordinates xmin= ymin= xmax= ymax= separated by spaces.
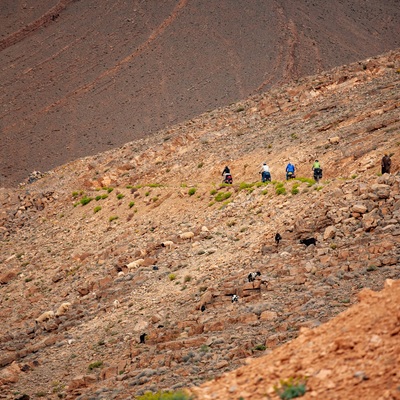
xmin=259 ymin=162 xmax=271 ymax=182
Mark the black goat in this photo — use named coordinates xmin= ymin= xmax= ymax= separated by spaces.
xmin=300 ymin=237 xmax=317 ymax=246
xmin=275 ymin=233 xmax=282 ymax=245
xmin=139 ymin=333 xmax=147 ymax=344
xmin=248 ymin=271 xmax=261 ymax=282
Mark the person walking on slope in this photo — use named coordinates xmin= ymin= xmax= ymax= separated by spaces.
xmin=312 ymin=160 xmax=321 ymax=170
xmin=286 ymin=162 xmax=295 ymax=180
xmin=312 ymin=159 xmax=322 ymax=182
xmin=259 ymin=162 xmax=271 ymax=182
xmin=381 ymin=154 xmax=391 ymax=174
xmin=222 ymin=166 xmax=233 ymax=184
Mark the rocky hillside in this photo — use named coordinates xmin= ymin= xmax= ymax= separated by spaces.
xmin=1 ymin=0 xmax=400 ymax=186
xmin=0 ymin=49 xmax=399 ymax=400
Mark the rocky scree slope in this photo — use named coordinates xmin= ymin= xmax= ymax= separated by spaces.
xmin=0 ymin=50 xmax=399 ymax=399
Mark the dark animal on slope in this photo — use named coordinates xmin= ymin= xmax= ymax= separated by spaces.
xmin=300 ymin=237 xmax=317 ymax=246
xmin=139 ymin=333 xmax=147 ymax=344
xmin=201 ymin=305 xmax=206 ymax=312
xmin=275 ymin=233 xmax=282 ymax=245
xmin=248 ymin=271 xmax=261 ymax=282
xmin=231 ymin=294 xmax=239 ymax=303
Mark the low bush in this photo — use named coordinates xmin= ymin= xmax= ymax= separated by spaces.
xmin=136 ymin=391 xmax=192 ymax=400
xmin=275 ymin=377 xmax=306 ymax=400
xmin=80 ymin=197 xmax=93 ymax=206
xmin=295 ymin=177 xmax=315 ymax=186
xmin=276 ymin=187 xmax=286 ymax=195
xmin=239 ymin=182 xmax=254 ymax=191
xmin=88 ymin=361 xmax=103 ymax=371
xmin=215 ymin=192 xmax=231 ymax=202
xmin=291 ymin=184 xmax=299 ymax=195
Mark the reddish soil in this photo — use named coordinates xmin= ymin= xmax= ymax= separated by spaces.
xmin=0 ymin=0 xmax=399 ymax=187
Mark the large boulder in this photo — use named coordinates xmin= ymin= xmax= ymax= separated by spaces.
xmin=370 ymin=184 xmax=390 ymax=199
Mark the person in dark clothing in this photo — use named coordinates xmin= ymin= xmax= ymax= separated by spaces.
xmin=222 ymin=166 xmax=230 ymax=176
xmin=222 ymin=166 xmax=232 ymax=184
xmin=381 ymin=154 xmax=391 ymax=174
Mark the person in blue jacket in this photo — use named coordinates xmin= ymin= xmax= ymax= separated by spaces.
xmin=286 ymin=162 xmax=295 ymax=180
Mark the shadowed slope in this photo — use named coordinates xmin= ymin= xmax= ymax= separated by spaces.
xmin=0 ymin=0 xmax=399 ymax=186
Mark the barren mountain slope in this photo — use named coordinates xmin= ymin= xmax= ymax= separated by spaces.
xmin=1 ymin=0 xmax=400 ymax=186
xmin=0 ymin=50 xmax=399 ymax=399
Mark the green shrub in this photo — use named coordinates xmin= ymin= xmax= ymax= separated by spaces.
xmin=88 ymin=361 xmax=103 ymax=371
xmin=107 ymin=187 xmax=114 ymax=193
xmin=291 ymin=185 xmax=299 ymax=195
xmin=129 ymin=201 xmax=135 ymax=208
xmin=72 ymin=191 xmax=79 ymax=198
xmin=276 ymin=187 xmax=286 ymax=195
xmin=239 ymin=182 xmax=254 ymax=191
xmin=254 ymin=344 xmax=267 ymax=351
xmin=168 ymin=273 xmax=176 ymax=281
xmin=93 ymin=206 xmax=102 ymax=214
xmin=220 ymin=200 xmax=231 ymax=209
xmin=109 ymin=216 xmax=118 ymax=222
xmin=200 ymin=344 xmax=210 ymax=353
xmin=208 ymin=201 xmax=215 ymax=207
xmin=295 ymin=177 xmax=315 ymax=186
xmin=148 ymin=183 xmax=162 ymax=188
xmin=197 ymin=162 xmax=203 ymax=168
xmin=145 ymin=191 xmax=150 ymax=196
xmin=210 ymin=189 xmax=217 ymax=195
xmin=184 ymin=275 xmax=191 ymax=283
xmin=117 ymin=193 xmax=124 ymax=200
xmin=95 ymin=195 xmax=102 ymax=201
xmin=188 ymin=188 xmax=197 ymax=196
xmin=126 ymin=185 xmax=133 ymax=189
xmin=261 ymin=189 xmax=268 ymax=195
xmin=215 ymin=192 xmax=232 ymax=202
xmin=136 ymin=390 xmax=192 ymax=400
xmin=80 ymin=197 xmax=93 ymax=206
xmin=275 ymin=378 xmax=306 ymax=400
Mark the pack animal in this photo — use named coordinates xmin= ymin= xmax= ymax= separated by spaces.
xmin=248 ymin=271 xmax=261 ymax=282
xmin=139 ymin=333 xmax=147 ymax=344
xmin=179 ymin=231 xmax=194 ymax=241
xmin=300 ymin=237 xmax=317 ymax=246
xmin=55 ymin=302 xmax=71 ymax=317
xmin=275 ymin=233 xmax=282 ymax=245
xmin=161 ymin=241 xmax=175 ymax=250
xmin=35 ymin=310 xmax=55 ymax=325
